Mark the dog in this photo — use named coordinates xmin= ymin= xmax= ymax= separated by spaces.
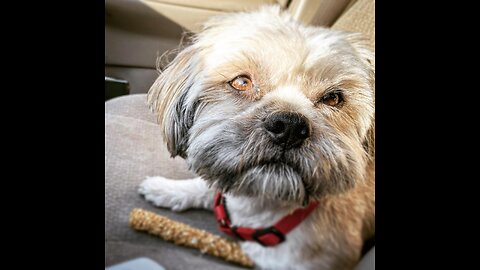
xmin=139 ymin=6 xmax=374 ymax=270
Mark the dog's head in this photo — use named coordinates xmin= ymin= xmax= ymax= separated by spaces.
xmin=148 ymin=6 xmax=374 ymax=204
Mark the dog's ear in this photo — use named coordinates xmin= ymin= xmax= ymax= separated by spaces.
xmin=363 ymin=120 xmax=375 ymax=159
xmin=344 ymin=33 xmax=375 ymax=159
xmin=147 ymin=46 xmax=200 ymax=158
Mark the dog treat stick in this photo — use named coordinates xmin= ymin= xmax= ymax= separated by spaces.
xmin=129 ymin=208 xmax=254 ymax=268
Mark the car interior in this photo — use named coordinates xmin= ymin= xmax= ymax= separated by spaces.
xmin=105 ymin=0 xmax=375 ymax=269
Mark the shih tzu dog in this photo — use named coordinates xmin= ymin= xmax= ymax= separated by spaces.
xmin=139 ymin=6 xmax=374 ymax=270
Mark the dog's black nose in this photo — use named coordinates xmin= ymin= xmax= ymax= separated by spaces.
xmin=264 ymin=112 xmax=310 ymax=148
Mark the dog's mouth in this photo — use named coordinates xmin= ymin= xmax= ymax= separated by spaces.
xmin=256 ymin=160 xmax=300 ymax=172
xmin=255 ymin=162 xmax=312 ymax=200
xmin=215 ymin=161 xmax=311 ymax=203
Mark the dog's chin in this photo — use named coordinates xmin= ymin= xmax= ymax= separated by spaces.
xmin=210 ymin=162 xmax=310 ymax=204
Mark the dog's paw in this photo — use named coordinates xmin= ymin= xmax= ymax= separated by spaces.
xmin=138 ymin=176 xmax=192 ymax=212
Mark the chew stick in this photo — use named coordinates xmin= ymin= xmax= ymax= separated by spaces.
xmin=129 ymin=208 xmax=254 ymax=268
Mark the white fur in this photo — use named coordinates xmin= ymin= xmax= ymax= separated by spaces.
xmin=138 ymin=176 xmax=214 ymax=211
xmin=226 ymin=195 xmax=329 ymax=270
xmin=304 ymin=29 xmax=344 ymax=70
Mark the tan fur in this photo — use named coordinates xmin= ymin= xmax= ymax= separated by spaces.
xmin=302 ymin=162 xmax=374 ymax=269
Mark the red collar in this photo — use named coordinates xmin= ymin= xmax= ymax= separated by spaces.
xmin=213 ymin=192 xmax=319 ymax=247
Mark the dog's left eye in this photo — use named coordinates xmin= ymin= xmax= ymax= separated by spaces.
xmin=320 ymin=91 xmax=344 ymax=107
xmin=229 ymin=75 xmax=254 ymax=91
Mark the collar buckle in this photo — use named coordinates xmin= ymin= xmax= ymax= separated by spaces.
xmin=252 ymin=226 xmax=285 ymax=247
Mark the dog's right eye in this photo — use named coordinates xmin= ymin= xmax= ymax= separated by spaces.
xmin=229 ymin=75 xmax=254 ymax=91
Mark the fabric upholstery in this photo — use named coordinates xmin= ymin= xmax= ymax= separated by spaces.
xmin=332 ymin=0 xmax=375 ymax=51
xmin=354 ymin=247 xmax=375 ymax=270
xmin=105 ymin=94 xmax=246 ymax=269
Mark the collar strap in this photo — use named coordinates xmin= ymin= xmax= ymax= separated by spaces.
xmin=213 ymin=192 xmax=319 ymax=247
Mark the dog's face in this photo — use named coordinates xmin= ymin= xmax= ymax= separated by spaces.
xmin=148 ymin=7 xmax=374 ymax=204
